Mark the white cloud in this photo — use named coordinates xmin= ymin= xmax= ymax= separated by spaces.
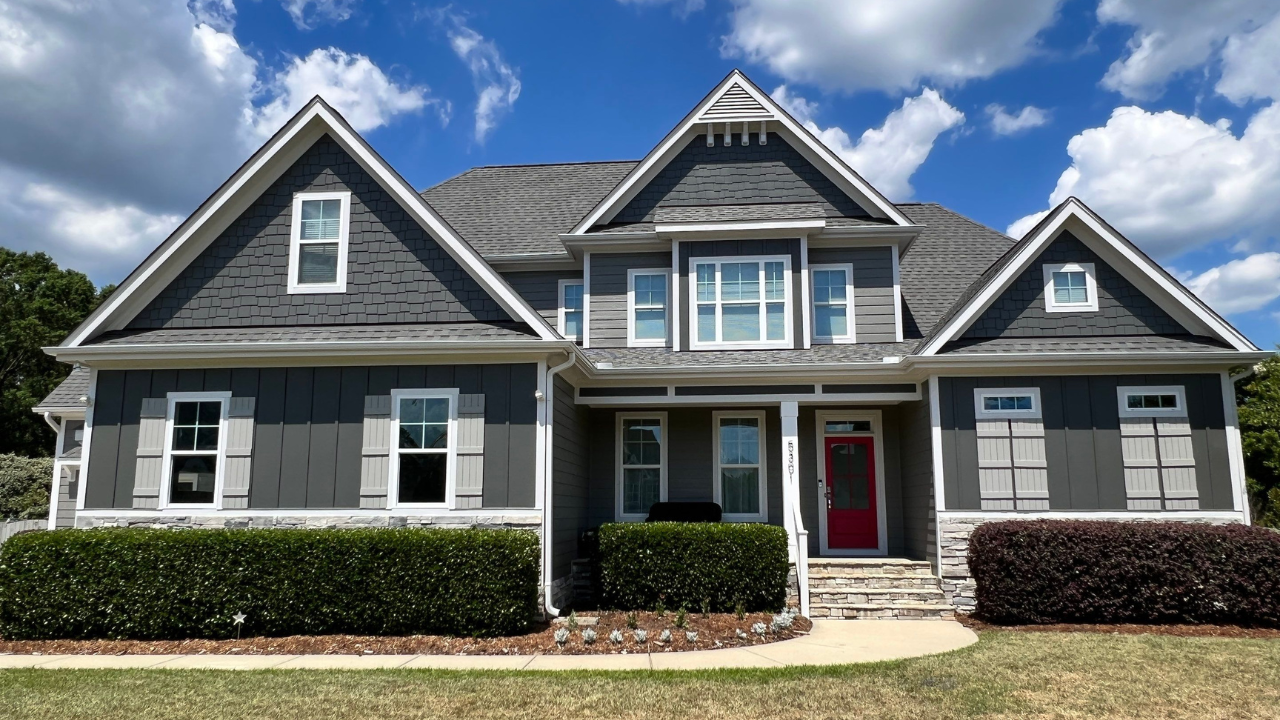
xmin=1006 ymin=104 xmax=1280 ymax=257
xmin=250 ymin=48 xmax=439 ymax=139
xmin=282 ymin=0 xmax=357 ymax=31
xmin=986 ymin=104 xmax=1050 ymax=135
xmin=1186 ymin=252 xmax=1280 ymax=315
xmin=772 ymin=85 xmax=964 ymax=201
xmin=1098 ymin=0 xmax=1280 ymax=100
xmin=438 ymin=14 xmax=521 ymax=143
xmin=1217 ymin=14 xmax=1280 ymax=104
xmin=724 ymin=0 xmax=1063 ymax=93
xmin=187 ymin=0 xmax=236 ymax=32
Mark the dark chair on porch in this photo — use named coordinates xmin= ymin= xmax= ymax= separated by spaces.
xmin=644 ymin=502 xmax=722 ymax=523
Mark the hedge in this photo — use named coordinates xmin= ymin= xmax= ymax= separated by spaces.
xmin=0 ymin=527 xmax=539 ymax=640
xmin=969 ymin=520 xmax=1280 ymax=627
xmin=0 ymin=454 xmax=52 ymax=521
xmin=596 ymin=522 xmax=789 ymax=612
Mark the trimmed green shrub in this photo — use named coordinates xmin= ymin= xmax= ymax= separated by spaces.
xmin=0 ymin=527 xmax=539 ymax=640
xmin=969 ymin=520 xmax=1280 ymax=627
xmin=596 ymin=522 xmax=788 ymax=612
xmin=0 ymin=454 xmax=52 ymax=521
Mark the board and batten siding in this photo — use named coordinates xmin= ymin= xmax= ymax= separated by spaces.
xmin=808 ymin=246 xmax=897 ymax=343
xmin=677 ymin=239 xmax=804 ymax=351
xmin=84 ymin=365 xmax=538 ymax=510
xmin=502 ymin=270 xmax=582 ymax=328
xmin=551 ymin=376 xmax=589 ymax=580
xmin=937 ymin=375 xmax=1234 ymax=511
xmin=898 ymin=392 xmax=935 ymax=562
xmin=587 ymin=252 xmax=670 ymax=348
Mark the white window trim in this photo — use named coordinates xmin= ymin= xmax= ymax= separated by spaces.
xmin=1042 ymin=261 xmax=1098 ymax=313
xmin=615 ymin=411 xmax=668 ymax=521
xmin=688 ymin=254 xmax=793 ymax=350
xmin=974 ymin=387 xmax=1043 ymax=420
xmin=809 ymin=263 xmax=856 ymax=344
xmin=288 ymin=191 xmax=351 ymax=294
xmin=1117 ymin=385 xmax=1187 ymax=417
xmin=814 ymin=409 xmax=887 ymax=557
xmin=627 ymin=268 xmax=671 ymax=348
xmin=388 ymin=388 xmax=460 ymax=510
xmin=711 ymin=410 xmax=768 ymax=522
xmin=159 ymin=391 xmax=232 ymax=510
xmin=558 ymin=278 xmax=584 ymax=341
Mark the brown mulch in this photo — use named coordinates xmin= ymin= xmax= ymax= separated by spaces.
xmin=957 ymin=613 xmax=1280 ymax=639
xmin=0 ymin=612 xmax=810 ymax=656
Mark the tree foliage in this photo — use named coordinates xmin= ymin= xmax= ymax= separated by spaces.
xmin=1237 ymin=353 xmax=1280 ymax=528
xmin=0 ymin=250 xmax=111 ymax=457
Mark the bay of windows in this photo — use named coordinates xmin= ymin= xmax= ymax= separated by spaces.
xmin=692 ymin=257 xmax=790 ymax=348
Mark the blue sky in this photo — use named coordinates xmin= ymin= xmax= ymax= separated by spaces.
xmin=2 ymin=0 xmax=1278 ymax=348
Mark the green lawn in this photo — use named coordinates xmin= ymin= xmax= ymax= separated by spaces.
xmin=3 ymin=630 xmax=1279 ymax=719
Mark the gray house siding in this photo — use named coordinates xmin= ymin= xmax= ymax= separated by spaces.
xmin=614 ymin=133 xmax=869 ymax=223
xmin=502 ymin=270 xmax=582 ymax=328
xmin=809 ymin=246 xmax=897 ymax=343
xmin=129 ymin=135 xmax=510 ymax=329
xmin=961 ymin=232 xmax=1187 ymax=339
xmin=938 ymin=374 xmax=1233 ymax=511
xmin=678 ymin=239 xmax=804 ymax=351
xmin=551 ymin=376 xmax=589 ymax=581
xmin=588 ymin=252 xmax=670 ymax=348
xmin=85 ymin=364 xmax=538 ymax=510
xmin=899 ymin=392 xmax=934 ymax=562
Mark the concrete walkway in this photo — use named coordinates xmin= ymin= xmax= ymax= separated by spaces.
xmin=0 ymin=620 xmax=977 ymax=671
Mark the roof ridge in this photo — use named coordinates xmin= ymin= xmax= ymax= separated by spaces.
xmin=473 ymin=159 xmax=641 ymax=169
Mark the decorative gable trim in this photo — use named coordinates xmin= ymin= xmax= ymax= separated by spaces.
xmin=917 ymin=198 xmax=1258 ymax=356
xmin=567 ymin=70 xmax=913 ymax=234
xmin=61 ymin=98 xmax=556 ymax=348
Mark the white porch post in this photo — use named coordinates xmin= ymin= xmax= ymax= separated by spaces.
xmin=780 ymin=401 xmax=810 ymax=615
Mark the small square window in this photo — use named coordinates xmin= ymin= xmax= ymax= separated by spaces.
xmin=1043 ymin=262 xmax=1098 ymax=313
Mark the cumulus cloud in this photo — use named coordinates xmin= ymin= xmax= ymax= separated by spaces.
xmin=1098 ymin=0 xmax=1280 ymax=100
xmin=282 ymin=0 xmax=357 ymax=30
xmin=986 ymin=104 xmax=1050 ymax=135
xmin=773 ymin=85 xmax=964 ymax=201
xmin=435 ymin=13 xmax=521 ymax=143
xmin=724 ymin=0 xmax=1062 ymax=93
xmin=1217 ymin=14 xmax=1280 ymax=105
xmin=1006 ymin=105 xmax=1280 ymax=256
xmin=1184 ymin=252 xmax=1280 ymax=315
xmin=0 ymin=0 xmax=433 ymax=284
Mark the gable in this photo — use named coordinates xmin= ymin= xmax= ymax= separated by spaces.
xmin=960 ymin=231 xmax=1187 ymax=340
xmin=611 ymin=133 xmax=870 ymax=224
xmin=127 ymin=135 xmax=512 ymax=330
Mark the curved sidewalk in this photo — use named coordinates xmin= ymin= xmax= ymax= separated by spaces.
xmin=0 ymin=620 xmax=978 ymax=671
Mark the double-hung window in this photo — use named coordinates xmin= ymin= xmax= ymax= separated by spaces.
xmin=559 ymin=280 xmax=584 ymax=340
xmin=1042 ymin=262 xmax=1098 ymax=312
xmin=714 ymin=411 xmax=767 ymax=521
xmin=163 ymin=392 xmax=230 ymax=507
xmin=391 ymin=390 xmax=457 ymax=507
xmin=617 ymin=413 xmax=666 ymax=520
xmin=628 ymin=269 xmax=670 ymax=346
xmin=810 ymin=264 xmax=854 ymax=342
xmin=691 ymin=256 xmax=791 ymax=349
xmin=288 ymin=191 xmax=350 ymax=294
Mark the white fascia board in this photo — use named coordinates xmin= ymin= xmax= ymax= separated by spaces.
xmin=655 ymin=219 xmax=826 ymax=237
xmin=48 ymin=340 xmax=579 ymax=364
xmin=917 ymin=199 xmax=1258 ymax=356
xmin=65 ymin=102 xmax=557 ymax=346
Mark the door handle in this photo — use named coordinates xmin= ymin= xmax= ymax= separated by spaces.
xmin=823 ymin=485 xmax=833 ymax=510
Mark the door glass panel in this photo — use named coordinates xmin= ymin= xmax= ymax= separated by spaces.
xmin=829 ymin=442 xmax=870 ymax=510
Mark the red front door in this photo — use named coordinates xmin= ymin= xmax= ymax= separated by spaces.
xmin=824 ymin=436 xmax=877 ymax=549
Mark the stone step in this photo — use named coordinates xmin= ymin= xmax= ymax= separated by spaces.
xmin=809 ymin=574 xmax=942 ymax=589
xmin=807 ymin=560 xmax=936 ymax=578
xmin=809 ymin=603 xmax=955 ymax=620
xmin=812 ymin=590 xmax=947 ymax=607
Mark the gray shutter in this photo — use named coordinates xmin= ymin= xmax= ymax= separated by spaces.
xmin=132 ymin=398 xmax=168 ymax=509
xmin=455 ymin=394 xmax=485 ymax=509
xmin=359 ymin=396 xmax=392 ymax=509
xmin=1121 ymin=415 xmax=1198 ymax=510
xmin=976 ymin=417 xmax=1049 ymax=510
xmin=222 ymin=397 xmax=255 ymax=509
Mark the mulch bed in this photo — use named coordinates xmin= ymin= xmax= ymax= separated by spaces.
xmin=0 ymin=612 xmax=810 ymax=656
xmin=957 ymin=614 xmax=1280 ymax=639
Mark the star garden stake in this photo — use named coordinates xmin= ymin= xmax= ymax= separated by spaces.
xmin=232 ymin=612 xmax=246 ymax=640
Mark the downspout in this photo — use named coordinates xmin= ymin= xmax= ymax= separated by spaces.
xmin=542 ymin=353 xmax=577 ymax=617
xmin=43 ymin=413 xmax=61 ymax=531
xmin=42 ymin=412 xmax=61 ymax=434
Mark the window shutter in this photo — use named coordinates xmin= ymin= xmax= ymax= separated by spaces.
xmin=456 ymin=394 xmax=485 ymax=509
xmin=975 ymin=417 xmax=1049 ymax=510
xmin=222 ymin=397 xmax=255 ymax=509
xmin=359 ymin=396 xmax=392 ymax=509
xmin=132 ymin=398 xmax=168 ymax=509
xmin=1121 ymin=415 xmax=1199 ymax=510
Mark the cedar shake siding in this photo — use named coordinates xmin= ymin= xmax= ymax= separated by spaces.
xmin=129 ymin=135 xmax=511 ymax=329
xmin=84 ymin=365 xmax=538 ymax=510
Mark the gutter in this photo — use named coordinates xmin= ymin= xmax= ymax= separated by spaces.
xmin=46 ymin=339 xmax=581 ymax=362
xmin=542 ymin=353 xmax=578 ymax=617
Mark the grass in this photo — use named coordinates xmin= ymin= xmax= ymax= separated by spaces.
xmin=2 ymin=630 xmax=1279 ymax=719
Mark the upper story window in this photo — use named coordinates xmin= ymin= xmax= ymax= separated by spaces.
xmin=163 ymin=392 xmax=230 ymax=507
xmin=390 ymin=390 xmax=457 ymax=507
xmin=690 ymin=256 xmax=791 ymax=350
xmin=288 ymin=191 xmax=351 ymax=294
xmin=1042 ymin=262 xmax=1098 ymax=313
xmin=974 ymin=388 xmax=1041 ymax=419
xmin=628 ymin=269 xmax=670 ymax=347
xmin=559 ymin=280 xmax=584 ymax=341
xmin=810 ymin=264 xmax=854 ymax=343
xmin=616 ymin=413 xmax=666 ymax=520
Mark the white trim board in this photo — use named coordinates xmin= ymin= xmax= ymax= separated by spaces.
xmin=61 ymin=98 xmax=557 ymax=347
xmin=918 ymin=198 xmax=1258 ymax=356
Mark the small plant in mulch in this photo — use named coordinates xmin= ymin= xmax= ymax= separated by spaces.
xmin=654 ymin=597 xmax=666 ymax=618
xmin=581 ymin=628 xmax=597 ymax=645
xmin=633 ymin=629 xmax=648 ymax=644
xmin=659 ymin=629 xmax=672 ymax=644
xmin=674 ymin=607 xmax=689 ymax=629
xmin=736 ymin=628 xmax=749 ymax=641
xmin=685 ymin=631 xmax=698 ymax=643
xmin=734 ymin=601 xmax=746 ymax=621
xmin=752 ymin=622 xmax=767 ymax=636
xmin=566 ymin=611 xmax=579 ymax=630
xmin=608 ymin=629 xmax=623 ymax=644
xmin=700 ymin=598 xmax=711 ymax=618
xmin=771 ymin=613 xmax=794 ymax=632
xmin=626 ymin=612 xmax=639 ymax=630
xmin=553 ymin=628 xmax=570 ymax=646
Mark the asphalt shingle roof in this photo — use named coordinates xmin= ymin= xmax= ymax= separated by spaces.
xmin=35 ymin=365 xmax=90 ymax=410
xmin=939 ymin=335 xmax=1231 ymax=355
xmin=87 ymin=323 xmax=540 ymax=346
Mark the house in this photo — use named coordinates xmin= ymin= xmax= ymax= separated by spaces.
xmin=33 ymin=71 xmax=1269 ymax=619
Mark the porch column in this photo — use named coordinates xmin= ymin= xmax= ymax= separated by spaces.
xmin=780 ymin=401 xmax=810 ymax=615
